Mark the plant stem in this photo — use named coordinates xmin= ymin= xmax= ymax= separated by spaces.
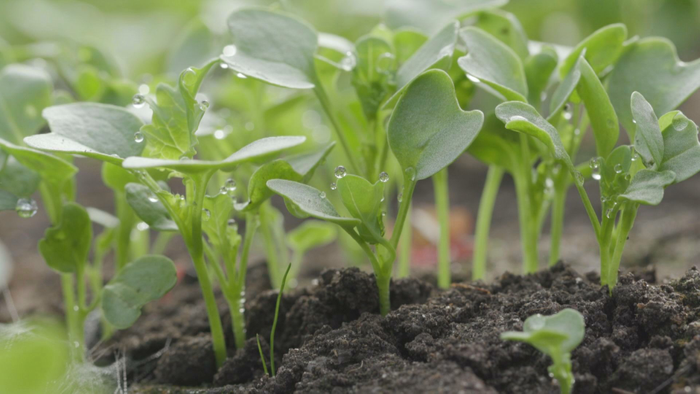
xmin=549 ymin=185 xmax=567 ymax=266
xmin=432 ymin=168 xmax=451 ymax=289
xmin=230 ymin=212 xmax=259 ymax=349
xmin=259 ymin=203 xmax=281 ymax=289
xmin=472 ymin=166 xmax=503 ymax=280
xmin=607 ymin=206 xmax=638 ymax=289
xmin=376 ymin=273 xmax=391 ymax=316
xmin=151 ymin=232 xmax=175 ymax=255
xmin=513 ymin=170 xmax=539 ymax=273
xmin=270 ymin=264 xmax=292 ymax=377
xmin=397 ymin=205 xmax=412 ymax=278
xmin=390 ymin=179 xmax=417 ymax=249
xmin=256 ymin=334 xmax=269 ymax=376
xmin=61 ymin=274 xmax=83 ymax=363
xmin=313 ymin=85 xmax=361 ymax=174
xmin=343 ymin=228 xmax=389 ymax=314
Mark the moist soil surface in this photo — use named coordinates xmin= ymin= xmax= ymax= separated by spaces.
xmin=95 ymin=262 xmax=700 ymax=394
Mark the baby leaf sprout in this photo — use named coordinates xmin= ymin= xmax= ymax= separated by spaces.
xmin=501 ymin=309 xmax=585 ymax=394
xmin=269 ymin=69 xmax=483 ymax=315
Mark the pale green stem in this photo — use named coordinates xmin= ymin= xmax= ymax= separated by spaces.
xmin=513 ymin=171 xmax=539 ymax=273
xmin=397 ymin=205 xmax=412 ymax=278
xmin=432 ymin=168 xmax=451 ymax=289
xmin=259 ymin=204 xmax=281 ymax=289
xmin=606 ymin=206 xmax=638 ymax=290
xmin=390 ymin=179 xmax=417 ymax=249
xmin=472 ymin=166 xmax=504 ymax=280
xmin=549 ymin=185 xmax=567 ymax=266
xmin=230 ymin=212 xmax=259 ymax=349
xmin=313 ymin=85 xmax=361 ymax=174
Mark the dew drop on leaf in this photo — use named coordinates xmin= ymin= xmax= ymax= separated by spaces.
xmin=203 ymin=208 xmax=211 ymax=220
xmin=376 ymin=53 xmax=395 ymax=74
xmin=397 ymin=192 xmax=403 ymax=202
xmin=15 ymin=198 xmax=38 ymax=218
xmin=227 ymin=218 xmax=236 ymax=226
xmin=405 ymin=167 xmax=416 ymax=181
xmin=134 ymin=131 xmax=144 ymax=143
xmin=220 ymin=62 xmax=229 ymax=69
xmin=224 ymin=178 xmax=237 ymax=193
xmin=334 ymin=166 xmax=347 ymax=179
xmin=319 ymin=191 xmax=326 ymax=199
xmin=147 ymin=192 xmax=158 ymax=203
xmin=199 ymin=100 xmax=210 ymax=111
xmin=673 ymin=113 xmax=689 ymax=131
xmin=340 ymin=51 xmax=356 ymax=71
xmin=379 ymin=172 xmax=389 ymax=183
xmin=136 ymin=222 xmax=149 ymax=231
xmin=509 ymin=115 xmax=527 ymax=123
xmin=223 ymin=45 xmax=237 ymax=57
xmin=574 ymin=171 xmax=585 ymax=186
xmin=330 ymin=182 xmax=337 ymax=191
xmin=132 ymin=94 xmax=146 ymax=108
xmin=614 ymin=163 xmax=622 ymax=174
xmin=182 ymin=68 xmax=196 ymax=87
xmin=236 ymin=72 xmax=247 ymax=79
xmin=606 ymin=208 xmax=613 ymax=218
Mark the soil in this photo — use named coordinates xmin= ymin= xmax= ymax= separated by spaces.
xmin=87 ymin=262 xmax=700 ymax=394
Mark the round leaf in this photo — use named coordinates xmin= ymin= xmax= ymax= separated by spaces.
xmin=125 ymin=183 xmax=177 ymax=231
xmin=38 ymin=203 xmax=92 ymax=274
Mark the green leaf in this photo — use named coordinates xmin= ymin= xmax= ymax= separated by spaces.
xmin=388 ymin=70 xmax=484 ymax=180
xmin=395 ymin=21 xmax=459 ymax=91
xmin=501 ymin=308 xmax=585 ymax=356
xmin=385 ymin=0 xmax=507 ymax=35
xmin=549 ymin=60 xmax=581 ymax=118
xmin=601 ymin=145 xmax=633 ymax=197
xmin=286 ymin=142 xmax=335 ymax=182
xmin=102 ymin=255 xmax=177 ymax=329
xmin=0 ymin=64 xmax=52 ymax=144
xmin=495 ymin=101 xmax=574 ymax=171
xmin=124 ymin=183 xmax=178 ymax=232
xmin=658 ymin=112 xmax=700 ymax=183
xmin=235 ymin=160 xmax=301 ymax=212
xmin=524 ymin=47 xmax=558 ymax=105
xmin=286 ymin=220 xmax=337 ymax=253
xmin=352 ymin=36 xmax=395 ymax=118
xmin=168 ymin=19 xmax=218 ymax=74
xmin=0 ymin=190 xmax=18 ymax=212
xmin=0 ymin=138 xmax=77 ymax=186
xmin=26 ymin=103 xmax=144 ymax=165
xmin=86 ymin=207 xmax=119 ymax=229
xmin=467 ymin=113 xmax=521 ymax=172
xmin=458 ymin=27 xmax=528 ymax=102
xmin=222 ymin=8 xmax=318 ymax=89
xmin=337 ymin=175 xmax=385 ymax=244
xmin=559 ymin=24 xmax=627 ymax=78
xmin=608 ymin=38 xmax=700 ymax=132
xmin=0 ymin=156 xmax=40 ymax=197
xmin=631 ymin=92 xmax=664 ymax=169
xmin=266 ymin=179 xmax=360 ymax=227
xmin=576 ymin=56 xmax=619 ymax=157
xmin=393 ymin=30 xmax=427 ymax=64
xmin=38 ymin=203 xmax=92 ymax=273
xmin=619 ymin=169 xmax=675 ymax=205
xmin=101 ymin=162 xmax=137 ymax=192
xmin=203 ymin=192 xmax=240 ymax=261
xmin=469 ymin=10 xmax=530 ymax=59
xmin=122 ymin=136 xmax=306 ymax=173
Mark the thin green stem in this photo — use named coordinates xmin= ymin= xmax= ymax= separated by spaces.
xmin=472 ymin=166 xmax=504 ymax=280
xmin=432 ymin=168 xmax=451 ymax=289
xmin=390 ymin=179 xmax=417 ymax=249
xmin=397 ymin=205 xmax=412 ymax=278
xmin=270 ymin=263 xmax=292 ymax=377
xmin=313 ymin=85 xmax=361 ymax=174
xmin=513 ymin=170 xmax=539 ymax=273
xmin=607 ymin=206 xmax=638 ymax=289
xmin=259 ymin=204 xmax=281 ymax=289
xmin=230 ymin=212 xmax=260 ymax=350
xmin=256 ymin=334 xmax=269 ymax=376
xmin=343 ymin=228 xmax=390 ymax=315
xmin=549 ymin=186 xmax=567 ymax=266
xmin=61 ymin=274 xmax=83 ymax=363
xmin=573 ymin=180 xmax=601 ymax=236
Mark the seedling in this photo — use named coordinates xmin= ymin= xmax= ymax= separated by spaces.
xmin=257 ymin=263 xmax=292 ymax=377
xmin=501 ymin=308 xmax=585 ymax=394
xmin=269 ymin=69 xmax=483 ymax=314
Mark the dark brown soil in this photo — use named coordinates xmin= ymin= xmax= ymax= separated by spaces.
xmin=91 ymin=262 xmax=700 ymax=394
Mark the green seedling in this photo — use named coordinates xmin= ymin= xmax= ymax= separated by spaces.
xmin=501 ymin=308 xmax=585 ymax=394
xmin=257 ymin=263 xmax=292 ymax=377
xmin=269 ymin=69 xmax=483 ymax=314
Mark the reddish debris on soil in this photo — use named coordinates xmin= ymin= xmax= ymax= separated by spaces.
xmin=103 ymin=264 xmax=700 ymax=393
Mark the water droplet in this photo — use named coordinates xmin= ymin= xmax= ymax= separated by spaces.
xmin=136 ymin=222 xmax=149 ymax=231
xmin=632 ymin=119 xmax=637 ymax=124
xmin=134 ymin=131 xmax=144 ymax=143
xmin=73 ymin=341 xmax=80 ymax=348
xmin=614 ymin=163 xmax=622 ymax=174
xmin=330 ymin=182 xmax=337 ymax=191
xmin=334 ymin=166 xmax=347 ymax=179
xmin=589 ymin=157 xmax=601 ymax=170
xmin=592 ymin=172 xmax=601 ymax=181
xmin=466 ymin=74 xmax=481 ymax=83
xmin=132 ymin=94 xmax=145 ymax=108
xmin=236 ymin=72 xmax=247 ymax=79
xmin=563 ymin=103 xmax=571 ymax=112
xmin=397 ymin=192 xmax=403 ymax=202
xmin=220 ymin=186 xmax=228 ymax=195
xmin=199 ymin=100 xmax=210 ymax=111
xmin=380 ymin=196 xmax=385 ymax=202
xmin=223 ymin=44 xmax=237 ymax=57
xmin=203 ymin=208 xmax=211 ymax=219
xmin=673 ymin=113 xmax=689 ymax=131
xmin=624 ymin=174 xmax=631 ymax=181
xmin=15 ymin=198 xmax=38 ymax=218
xmin=147 ymin=193 xmax=158 ymax=203
xmin=214 ymin=129 xmax=226 ymax=140
xmin=224 ymin=178 xmax=237 ymax=193
xmin=182 ymin=68 xmax=196 ymax=87
xmin=73 ymin=305 xmax=79 ymax=312
xmin=563 ymin=112 xmax=572 ymax=120
xmin=219 ymin=62 xmax=229 ymax=69
xmin=574 ymin=128 xmax=581 ymax=136
xmin=319 ymin=192 xmax=326 ymax=199
xmin=574 ymin=171 xmax=584 ymax=186
xmin=606 ymin=208 xmax=613 ymax=218
xmin=340 ymin=51 xmax=356 ymax=71
xmin=381 ymin=211 xmax=386 ymax=217
xmin=138 ymin=84 xmax=150 ymax=95
xmin=376 ymin=52 xmax=395 ymax=74
xmin=379 ymin=172 xmax=389 ymax=183
xmin=405 ymin=167 xmax=416 ymax=181
xmin=179 ymin=156 xmax=189 ymax=161
xmin=509 ymin=115 xmax=527 ymax=123
xmin=227 ymin=218 xmax=236 ymax=226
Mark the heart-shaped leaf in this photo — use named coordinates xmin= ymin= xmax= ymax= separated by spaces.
xmin=495 ymin=101 xmax=575 ymax=171
xmin=458 ymin=27 xmax=528 ymax=102
xmin=122 ymin=136 xmax=306 ymax=173
xmin=388 ymin=69 xmax=484 ymax=180
xmin=575 ymin=56 xmax=619 ymax=157
xmin=102 ymin=254 xmax=177 ymax=329
xmin=559 ymin=24 xmax=627 ymax=78
xmin=337 ymin=174 xmax=385 ymax=244
xmin=657 ymin=111 xmax=700 ymax=183
xmin=25 ymin=103 xmax=144 ymax=165
xmin=125 ymin=183 xmax=178 ymax=232
xmin=385 ymin=0 xmax=506 ymax=35
xmin=222 ymin=8 xmax=318 ymax=89
xmin=608 ymin=38 xmax=700 ymax=132
xmin=287 ymin=220 xmax=338 ymax=253
xmin=266 ymin=179 xmax=360 ymax=227
xmin=631 ymin=92 xmax=664 ymax=169
xmin=38 ymin=203 xmax=92 ymax=273
xmin=619 ymin=169 xmax=675 ymax=205
xmin=0 ymin=64 xmax=52 ymax=144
